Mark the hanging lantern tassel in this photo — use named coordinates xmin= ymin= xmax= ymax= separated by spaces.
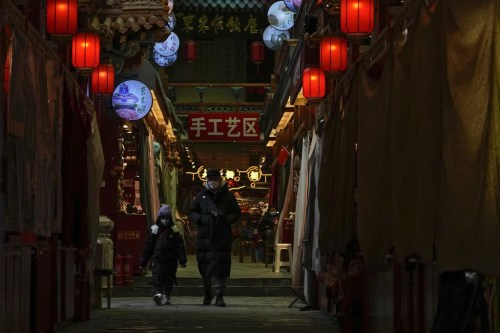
xmin=251 ymin=41 xmax=265 ymax=75
xmin=91 ymin=63 xmax=115 ymax=95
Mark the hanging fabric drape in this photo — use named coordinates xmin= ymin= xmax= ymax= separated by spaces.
xmin=301 ymin=131 xmax=321 ymax=305
xmin=275 ymin=149 xmax=295 ymax=244
xmin=164 ymin=164 xmax=178 ymax=218
xmin=7 ymin=28 xmax=48 ymax=235
xmin=0 ymin=23 xmax=6 ymax=243
xmin=146 ymin=131 xmax=160 ymax=224
xmin=357 ymin=52 xmax=395 ymax=273
xmin=311 ymin=131 xmax=322 ymax=273
xmin=86 ymin=98 xmax=105 ymax=256
xmin=436 ymin=0 xmax=500 ymax=276
xmin=332 ymin=0 xmax=500 ymax=276
xmin=318 ymin=74 xmax=358 ymax=255
xmin=61 ymin=72 xmax=90 ymax=247
xmin=46 ymin=59 xmax=64 ymax=236
xmin=389 ymin=6 xmax=441 ymax=265
xmin=268 ymin=163 xmax=280 ymax=208
xmin=302 ymin=130 xmax=318 ymax=272
xmin=292 ymin=134 xmax=310 ymax=290
xmin=139 ymin=123 xmax=154 ymax=226
xmin=163 ymin=163 xmax=182 ymax=238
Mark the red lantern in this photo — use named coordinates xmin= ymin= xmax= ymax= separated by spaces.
xmin=302 ymin=68 xmax=326 ymax=99
xmin=320 ymin=36 xmax=348 ymax=72
xmin=184 ymin=40 xmax=197 ymax=62
xmin=46 ymin=0 xmax=78 ymax=35
xmin=340 ymin=0 xmax=374 ymax=34
xmin=251 ymin=41 xmax=265 ymax=74
xmin=91 ymin=64 xmax=115 ymax=95
xmin=251 ymin=41 xmax=265 ymax=65
xmin=72 ymin=32 xmax=100 ymax=72
xmin=3 ymin=48 xmax=11 ymax=96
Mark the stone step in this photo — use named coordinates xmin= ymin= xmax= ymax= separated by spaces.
xmin=111 ymin=276 xmax=295 ymax=297
xmin=111 ymin=285 xmax=296 ymax=297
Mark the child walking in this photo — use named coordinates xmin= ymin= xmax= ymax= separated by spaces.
xmin=139 ymin=204 xmax=187 ymax=305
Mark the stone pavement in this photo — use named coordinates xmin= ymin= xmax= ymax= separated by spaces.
xmin=57 ymin=296 xmax=341 ymax=333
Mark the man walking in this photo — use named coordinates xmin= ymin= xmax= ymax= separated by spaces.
xmin=189 ymin=168 xmax=241 ymax=307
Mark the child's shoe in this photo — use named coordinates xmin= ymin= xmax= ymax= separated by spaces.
xmin=153 ymin=293 xmax=162 ymax=305
xmin=203 ymin=293 xmax=214 ymax=305
xmin=161 ymin=294 xmax=171 ymax=305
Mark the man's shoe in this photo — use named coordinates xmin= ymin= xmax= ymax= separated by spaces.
xmin=153 ymin=293 xmax=162 ymax=305
xmin=203 ymin=294 xmax=214 ymax=305
xmin=214 ymin=295 xmax=226 ymax=307
xmin=161 ymin=294 xmax=171 ymax=305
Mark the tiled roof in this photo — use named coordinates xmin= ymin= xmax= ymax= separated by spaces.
xmin=176 ymin=0 xmax=274 ymax=10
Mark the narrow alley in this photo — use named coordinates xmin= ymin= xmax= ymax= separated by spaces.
xmin=58 ymin=296 xmax=339 ymax=333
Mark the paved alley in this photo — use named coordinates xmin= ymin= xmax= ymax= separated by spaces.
xmin=57 ymin=296 xmax=340 ymax=333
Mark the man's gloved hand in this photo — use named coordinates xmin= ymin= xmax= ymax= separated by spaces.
xmin=208 ymin=204 xmax=225 ymax=217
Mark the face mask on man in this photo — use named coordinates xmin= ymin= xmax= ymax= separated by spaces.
xmin=160 ymin=217 xmax=169 ymax=226
xmin=208 ymin=180 xmax=220 ymax=190
xmin=269 ymin=210 xmax=277 ymax=216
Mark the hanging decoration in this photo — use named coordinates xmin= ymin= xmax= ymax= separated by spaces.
xmin=3 ymin=47 xmax=11 ymax=96
xmin=251 ymin=41 xmax=265 ymax=74
xmin=91 ymin=63 xmax=115 ymax=95
xmin=267 ymin=1 xmax=295 ymax=31
xmin=72 ymin=32 xmax=100 ymax=73
xmin=154 ymin=32 xmax=180 ymax=57
xmin=112 ymin=80 xmax=153 ymax=121
xmin=46 ymin=0 xmax=78 ymax=35
xmin=263 ymin=25 xmax=290 ymax=51
xmin=153 ymin=50 xmax=177 ymax=67
xmin=277 ymin=146 xmax=290 ymax=165
xmin=165 ymin=0 xmax=174 ymax=14
xmin=302 ymin=67 xmax=325 ymax=99
xmin=340 ymin=0 xmax=374 ymax=35
xmin=284 ymin=0 xmax=303 ymax=13
xmin=184 ymin=40 xmax=197 ymax=62
xmin=320 ymin=36 xmax=348 ymax=72
xmin=166 ymin=12 xmax=177 ymax=31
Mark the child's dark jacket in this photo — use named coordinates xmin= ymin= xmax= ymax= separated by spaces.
xmin=140 ymin=223 xmax=187 ymax=268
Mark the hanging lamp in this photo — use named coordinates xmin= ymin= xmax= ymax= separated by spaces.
xmin=46 ymin=0 xmax=78 ymax=36
xmin=340 ymin=0 xmax=374 ymax=35
xmin=72 ymin=32 xmax=100 ymax=75
xmin=3 ymin=48 xmax=11 ymax=96
xmin=91 ymin=63 xmax=115 ymax=95
xmin=184 ymin=40 xmax=197 ymax=62
xmin=320 ymin=36 xmax=348 ymax=72
xmin=302 ymin=68 xmax=326 ymax=99
xmin=251 ymin=41 xmax=265 ymax=75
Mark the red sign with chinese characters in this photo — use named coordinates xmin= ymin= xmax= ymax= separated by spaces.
xmin=188 ymin=112 xmax=261 ymax=141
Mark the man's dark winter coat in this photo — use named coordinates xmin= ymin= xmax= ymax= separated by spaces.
xmin=189 ymin=182 xmax=241 ymax=278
